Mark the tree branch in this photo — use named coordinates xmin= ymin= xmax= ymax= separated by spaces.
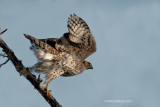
xmin=0 ymin=29 xmax=62 ymax=107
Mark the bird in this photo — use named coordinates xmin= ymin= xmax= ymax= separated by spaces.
xmin=24 ymin=14 xmax=96 ymax=95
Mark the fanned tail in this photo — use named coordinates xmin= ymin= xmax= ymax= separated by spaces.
xmin=24 ymin=34 xmax=59 ymax=55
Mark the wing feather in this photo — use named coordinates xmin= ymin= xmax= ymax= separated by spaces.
xmin=67 ymin=14 xmax=96 ymax=59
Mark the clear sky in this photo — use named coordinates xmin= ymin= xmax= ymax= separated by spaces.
xmin=0 ymin=0 xmax=160 ymax=107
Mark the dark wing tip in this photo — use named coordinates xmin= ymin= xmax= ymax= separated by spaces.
xmin=69 ymin=13 xmax=78 ymax=19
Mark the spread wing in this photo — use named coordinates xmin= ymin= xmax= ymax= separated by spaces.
xmin=24 ymin=14 xmax=96 ymax=60
xmin=67 ymin=14 xmax=96 ymax=59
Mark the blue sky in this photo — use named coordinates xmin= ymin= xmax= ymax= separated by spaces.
xmin=0 ymin=0 xmax=160 ymax=107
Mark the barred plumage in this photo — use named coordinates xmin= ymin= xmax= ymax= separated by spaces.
xmin=24 ymin=14 xmax=96 ymax=84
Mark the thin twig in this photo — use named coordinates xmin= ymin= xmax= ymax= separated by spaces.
xmin=0 ymin=53 xmax=8 ymax=57
xmin=0 ymin=58 xmax=9 ymax=68
xmin=0 ymin=29 xmax=7 ymax=35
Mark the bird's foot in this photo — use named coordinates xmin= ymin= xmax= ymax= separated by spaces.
xmin=45 ymin=83 xmax=51 ymax=96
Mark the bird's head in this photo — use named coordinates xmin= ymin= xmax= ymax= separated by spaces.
xmin=83 ymin=60 xmax=93 ymax=70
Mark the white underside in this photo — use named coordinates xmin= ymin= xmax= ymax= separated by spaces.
xmin=37 ymin=49 xmax=54 ymax=60
xmin=30 ymin=44 xmax=54 ymax=61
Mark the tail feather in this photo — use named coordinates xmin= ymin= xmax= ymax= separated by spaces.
xmin=24 ymin=34 xmax=59 ymax=55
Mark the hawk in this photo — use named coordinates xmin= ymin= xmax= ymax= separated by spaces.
xmin=24 ymin=14 xmax=96 ymax=94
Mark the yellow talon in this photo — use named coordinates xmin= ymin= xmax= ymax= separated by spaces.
xmin=46 ymin=83 xmax=51 ymax=96
xmin=37 ymin=75 xmax=50 ymax=96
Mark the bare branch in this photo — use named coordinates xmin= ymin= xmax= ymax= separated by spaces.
xmin=0 ymin=29 xmax=62 ymax=107
xmin=0 ymin=58 xmax=9 ymax=68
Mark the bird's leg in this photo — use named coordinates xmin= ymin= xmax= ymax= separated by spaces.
xmin=45 ymin=83 xmax=51 ymax=96
xmin=37 ymin=74 xmax=50 ymax=95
